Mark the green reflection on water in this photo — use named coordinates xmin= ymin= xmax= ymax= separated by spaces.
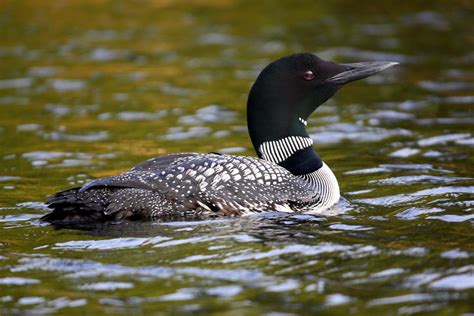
xmin=0 ymin=0 xmax=473 ymax=314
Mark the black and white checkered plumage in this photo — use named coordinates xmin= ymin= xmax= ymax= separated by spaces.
xmin=44 ymin=153 xmax=339 ymax=222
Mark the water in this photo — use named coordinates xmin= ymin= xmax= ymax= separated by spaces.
xmin=1 ymin=0 xmax=473 ymax=314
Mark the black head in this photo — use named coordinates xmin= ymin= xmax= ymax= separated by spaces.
xmin=247 ymin=53 xmax=398 ymax=154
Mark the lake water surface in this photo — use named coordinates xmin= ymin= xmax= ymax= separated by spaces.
xmin=0 ymin=0 xmax=473 ymax=314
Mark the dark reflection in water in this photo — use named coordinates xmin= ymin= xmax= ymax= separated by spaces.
xmin=0 ymin=0 xmax=473 ymax=314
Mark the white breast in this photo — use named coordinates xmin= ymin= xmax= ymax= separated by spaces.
xmin=299 ymin=162 xmax=340 ymax=212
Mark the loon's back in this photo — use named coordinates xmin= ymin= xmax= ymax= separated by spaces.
xmin=43 ymin=153 xmax=332 ymax=223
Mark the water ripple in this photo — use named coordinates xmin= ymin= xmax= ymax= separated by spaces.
xmin=396 ymin=207 xmax=444 ymax=220
xmin=368 ymin=293 xmax=437 ymax=307
xmin=418 ymin=133 xmax=471 ymax=147
xmin=430 ymin=274 xmax=474 ymax=290
xmin=53 ymin=236 xmax=171 ymax=250
xmin=427 ymin=214 xmax=474 ymax=223
xmin=370 ymin=175 xmax=471 ymax=186
xmin=441 ymin=249 xmax=470 ymax=259
xmin=222 ymin=243 xmax=352 ymax=263
xmin=356 ymin=186 xmax=474 ymax=207
xmin=0 ymin=78 xmax=33 ymax=89
xmin=388 ymin=148 xmax=420 ymax=158
xmin=418 ymin=81 xmax=474 ymax=92
xmin=78 ymin=282 xmax=134 ymax=291
xmin=0 ymin=277 xmax=40 ymax=285
xmin=309 ymin=123 xmax=412 ymax=145
xmin=13 ymin=257 xmax=267 ymax=283
xmin=178 ymin=105 xmax=237 ymax=125
xmin=329 ymin=224 xmax=372 ymax=231
xmin=345 ymin=163 xmax=452 ymax=175
xmin=49 ymin=79 xmax=86 ymax=91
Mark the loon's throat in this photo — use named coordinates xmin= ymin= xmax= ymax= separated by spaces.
xmin=249 ymin=112 xmax=323 ymax=175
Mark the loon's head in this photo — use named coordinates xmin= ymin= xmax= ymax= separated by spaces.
xmin=247 ymin=53 xmax=398 ymax=163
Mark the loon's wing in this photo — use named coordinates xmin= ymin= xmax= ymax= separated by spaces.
xmin=78 ymin=153 xmax=316 ymax=217
xmin=78 ymin=153 xmax=198 ymax=192
xmin=129 ymin=153 xmax=197 ymax=172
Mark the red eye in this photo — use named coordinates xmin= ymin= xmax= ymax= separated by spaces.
xmin=304 ymin=70 xmax=315 ymax=80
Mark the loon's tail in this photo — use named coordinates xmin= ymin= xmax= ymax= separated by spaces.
xmin=41 ymin=188 xmax=111 ymax=224
xmin=42 ymin=187 xmax=177 ymax=224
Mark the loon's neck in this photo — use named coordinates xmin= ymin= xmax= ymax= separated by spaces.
xmin=247 ymin=109 xmax=323 ymax=175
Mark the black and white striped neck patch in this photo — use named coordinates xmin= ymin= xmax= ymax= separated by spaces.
xmin=258 ymin=136 xmax=313 ymax=163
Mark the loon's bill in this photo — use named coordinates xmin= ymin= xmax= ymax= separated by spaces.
xmin=41 ymin=52 xmax=398 ymax=224
xmin=326 ymin=61 xmax=399 ymax=85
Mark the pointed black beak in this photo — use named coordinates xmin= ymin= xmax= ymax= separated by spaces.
xmin=326 ymin=61 xmax=399 ymax=85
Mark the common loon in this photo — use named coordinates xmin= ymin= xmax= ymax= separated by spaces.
xmin=42 ymin=53 xmax=397 ymax=223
